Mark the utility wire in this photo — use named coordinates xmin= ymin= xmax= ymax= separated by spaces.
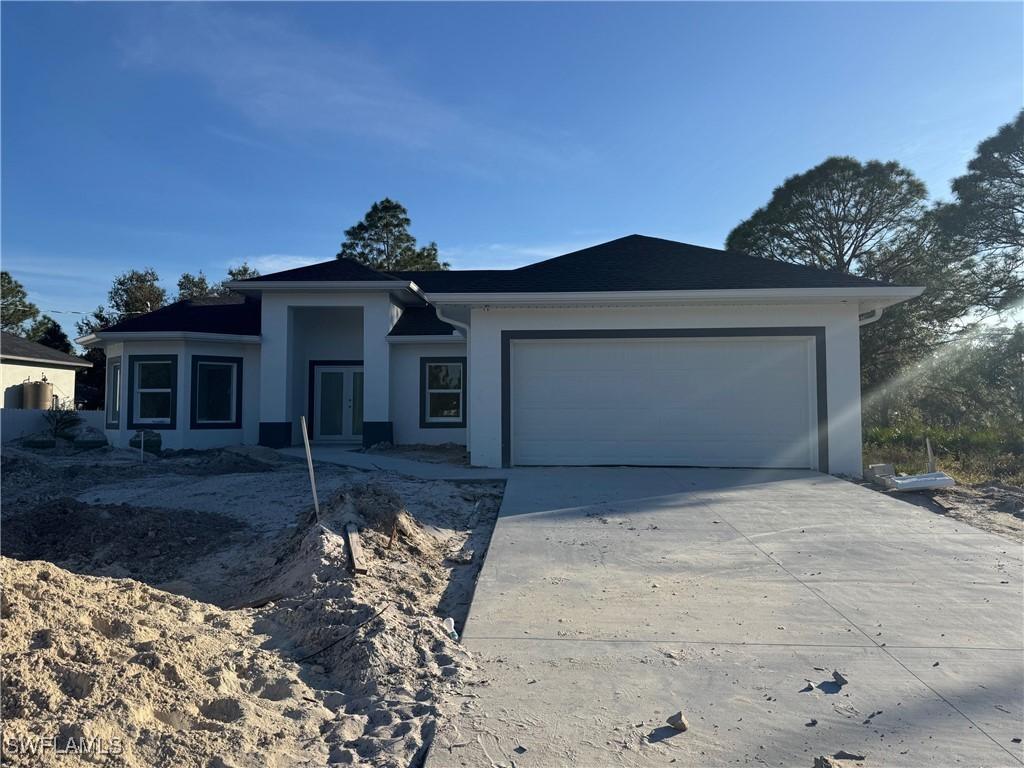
xmin=0 ymin=301 xmax=150 ymax=316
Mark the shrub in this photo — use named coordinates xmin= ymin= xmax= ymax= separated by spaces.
xmin=40 ymin=402 xmax=82 ymax=440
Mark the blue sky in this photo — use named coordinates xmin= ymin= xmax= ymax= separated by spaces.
xmin=2 ymin=2 xmax=1021 ymax=338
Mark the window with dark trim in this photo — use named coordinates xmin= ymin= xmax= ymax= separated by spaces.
xmin=105 ymin=357 xmax=122 ymax=428
xmin=190 ymin=355 xmax=243 ymax=429
xmin=419 ymin=356 xmax=466 ymax=428
xmin=127 ymin=354 xmax=178 ymax=430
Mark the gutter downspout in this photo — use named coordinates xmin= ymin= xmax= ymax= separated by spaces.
xmin=432 ymin=303 xmax=473 ymax=462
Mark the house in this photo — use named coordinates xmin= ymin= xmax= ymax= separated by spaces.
xmin=77 ymin=235 xmax=922 ymax=474
xmin=1 ymin=332 xmax=93 ymax=409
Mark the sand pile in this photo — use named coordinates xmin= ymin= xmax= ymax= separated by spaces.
xmin=1 ymin=556 xmax=334 ymax=768
xmin=241 ymin=484 xmax=476 ymax=766
xmin=1 ymin=462 xmax=502 ymax=768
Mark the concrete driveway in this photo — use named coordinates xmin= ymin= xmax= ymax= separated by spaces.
xmin=430 ymin=468 xmax=1023 ymax=767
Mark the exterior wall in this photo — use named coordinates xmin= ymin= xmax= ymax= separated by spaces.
xmin=389 ymin=341 xmax=468 ymax=446
xmin=104 ymin=339 xmax=260 ymax=451
xmin=465 ymin=302 xmax=864 ymax=476
xmin=1 ymin=360 xmax=78 ymax=408
xmin=257 ymin=292 xmax=397 ymax=446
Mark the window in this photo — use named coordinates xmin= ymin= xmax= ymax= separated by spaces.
xmin=128 ymin=355 xmax=177 ymax=429
xmin=190 ymin=356 xmax=243 ymax=429
xmin=105 ymin=358 xmax=121 ymax=428
xmin=420 ymin=357 xmax=466 ymax=428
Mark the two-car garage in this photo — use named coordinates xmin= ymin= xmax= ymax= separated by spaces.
xmin=504 ymin=329 xmax=827 ymax=471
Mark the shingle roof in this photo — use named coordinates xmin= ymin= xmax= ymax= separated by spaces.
xmin=1 ymin=332 xmax=91 ymax=367
xmin=393 ymin=235 xmax=894 ymax=293
xmin=88 ymin=236 xmax=903 ymax=339
xmin=96 ymin=295 xmax=261 ymax=336
xmin=242 ymin=258 xmax=403 ymax=283
xmin=388 ymin=306 xmax=458 ymax=337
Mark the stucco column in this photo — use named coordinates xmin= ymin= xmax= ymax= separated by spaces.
xmin=258 ymin=298 xmax=293 ymax=447
xmin=360 ymin=297 xmax=394 ymax=446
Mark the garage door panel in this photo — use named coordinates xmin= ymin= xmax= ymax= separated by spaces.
xmin=511 ymin=337 xmax=815 ymax=468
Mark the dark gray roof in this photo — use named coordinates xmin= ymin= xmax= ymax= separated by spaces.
xmin=97 ymin=295 xmax=261 ymax=336
xmin=90 ymin=236 xmax=901 ymax=339
xmin=242 ymin=257 xmax=403 ymax=283
xmin=1 ymin=332 xmax=91 ymax=367
xmin=393 ymin=235 xmax=894 ymax=293
xmin=388 ymin=306 xmax=457 ymax=337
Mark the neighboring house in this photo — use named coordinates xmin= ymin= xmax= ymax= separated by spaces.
xmin=1 ymin=332 xmax=93 ymax=409
xmin=77 ymin=235 xmax=922 ymax=474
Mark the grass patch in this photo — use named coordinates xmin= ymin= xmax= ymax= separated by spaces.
xmin=864 ymin=424 xmax=1024 ymax=486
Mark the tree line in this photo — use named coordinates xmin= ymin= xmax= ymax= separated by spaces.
xmin=726 ymin=110 xmax=1022 ymax=434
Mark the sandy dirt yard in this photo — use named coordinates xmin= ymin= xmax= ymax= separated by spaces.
xmin=1 ymin=444 xmax=503 ymax=767
xmin=864 ymin=480 xmax=1024 ymax=543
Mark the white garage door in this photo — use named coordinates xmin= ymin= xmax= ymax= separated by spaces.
xmin=511 ymin=336 xmax=817 ymax=468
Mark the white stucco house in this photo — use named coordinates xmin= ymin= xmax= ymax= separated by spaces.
xmin=1 ymin=332 xmax=92 ymax=409
xmin=77 ymin=235 xmax=922 ymax=475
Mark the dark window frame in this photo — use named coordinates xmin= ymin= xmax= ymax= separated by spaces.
xmin=105 ymin=356 xmax=122 ymax=429
xmin=190 ymin=355 xmax=243 ymax=430
xmin=419 ymin=356 xmax=467 ymax=429
xmin=127 ymin=354 xmax=178 ymax=430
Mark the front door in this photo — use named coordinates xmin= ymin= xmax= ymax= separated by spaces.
xmin=313 ymin=365 xmax=364 ymax=442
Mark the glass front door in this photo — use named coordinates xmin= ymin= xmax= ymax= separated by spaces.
xmin=313 ymin=365 xmax=364 ymax=441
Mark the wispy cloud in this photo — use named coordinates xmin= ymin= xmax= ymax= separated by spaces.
xmin=237 ymin=253 xmax=324 ymax=274
xmin=441 ymin=239 xmax=603 ymax=270
xmin=206 ymin=126 xmax=275 ymax=151
xmin=121 ymin=6 xmax=583 ymax=173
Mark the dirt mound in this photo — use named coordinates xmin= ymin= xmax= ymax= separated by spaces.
xmin=0 ymin=444 xmax=504 ymax=767
xmin=241 ymin=482 xmax=475 ymax=766
xmin=155 ymin=448 xmax=281 ymax=476
xmin=1 ymin=557 xmax=334 ymax=768
xmin=1 ymin=498 xmax=246 ymax=582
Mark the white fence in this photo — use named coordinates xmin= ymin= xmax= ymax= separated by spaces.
xmin=1 ymin=409 xmax=106 ymax=444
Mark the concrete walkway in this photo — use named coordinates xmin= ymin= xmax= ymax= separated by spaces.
xmin=278 ymin=444 xmax=509 ymax=481
xmin=430 ymin=468 xmax=1024 ymax=767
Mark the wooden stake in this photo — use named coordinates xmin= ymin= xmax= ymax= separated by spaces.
xmin=926 ymin=437 xmax=936 ymax=474
xmin=300 ymin=415 xmax=321 ymax=523
xmin=346 ymin=523 xmax=368 ymax=574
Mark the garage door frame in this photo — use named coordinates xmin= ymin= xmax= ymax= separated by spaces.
xmin=500 ymin=327 xmax=829 ymax=471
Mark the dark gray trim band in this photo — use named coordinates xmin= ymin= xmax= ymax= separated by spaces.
xmin=190 ymin=355 xmax=243 ymax=429
xmin=419 ymin=356 xmax=468 ymax=429
xmin=127 ymin=354 xmax=178 ymax=431
xmin=259 ymin=421 xmax=292 ymax=448
xmin=362 ymin=421 xmax=394 ymax=448
xmin=500 ymin=328 xmax=829 ymax=471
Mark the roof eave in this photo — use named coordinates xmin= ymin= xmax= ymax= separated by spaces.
xmin=386 ymin=333 xmax=465 ymax=344
xmin=77 ymin=331 xmax=262 ymax=346
xmin=0 ymin=353 xmax=93 ymax=368
xmin=426 ymin=286 xmax=925 ymax=310
xmin=225 ymin=280 xmax=415 ymax=295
